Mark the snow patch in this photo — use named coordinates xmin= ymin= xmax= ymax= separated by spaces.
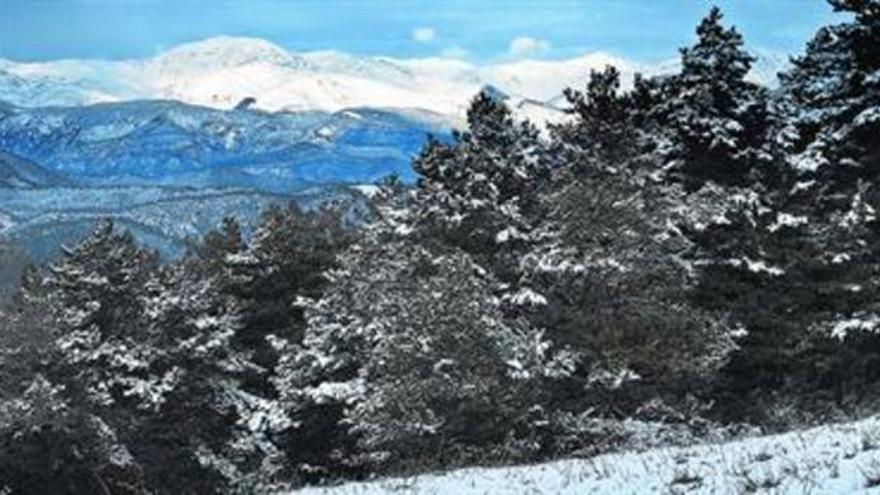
xmin=293 ymin=416 xmax=880 ymax=495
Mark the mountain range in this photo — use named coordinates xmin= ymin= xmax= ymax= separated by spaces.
xmin=0 ymin=99 xmax=445 ymax=191
xmin=0 ymin=36 xmax=789 ymax=118
xmin=0 ymin=98 xmax=425 ymax=260
xmin=0 ymin=36 xmax=790 ymax=260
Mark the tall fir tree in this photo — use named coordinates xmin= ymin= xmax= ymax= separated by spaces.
xmin=660 ymin=7 xmax=773 ymax=189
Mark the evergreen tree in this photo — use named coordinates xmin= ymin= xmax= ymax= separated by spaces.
xmin=552 ymin=65 xmax=636 ymax=173
xmin=17 ymin=220 xmax=280 ymax=493
xmin=412 ymin=90 xmax=551 ymax=277
xmin=197 ymin=215 xmax=246 ymax=270
xmin=698 ymin=0 xmax=880 ymax=422
xmin=780 ymin=0 xmax=880 ymax=208
xmin=272 ymin=237 xmax=572 ymax=476
xmin=0 ymin=375 xmax=147 ymax=495
xmin=1 ymin=222 xmax=153 ymax=494
xmin=521 ymin=158 xmax=736 ymax=418
xmin=34 ymin=220 xmax=159 ymax=409
xmin=661 ymin=7 xmax=773 ymax=189
xmin=43 ymin=220 xmax=156 ymax=340
xmin=216 ymin=204 xmax=354 ymax=374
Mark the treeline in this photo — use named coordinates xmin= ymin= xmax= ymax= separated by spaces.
xmin=1 ymin=2 xmax=879 ymax=493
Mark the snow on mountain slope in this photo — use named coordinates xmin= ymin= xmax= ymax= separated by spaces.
xmin=0 ymin=150 xmax=71 ymax=189
xmin=0 ymin=36 xmax=788 ymax=119
xmin=293 ymin=416 xmax=880 ymax=494
xmin=0 ymin=183 xmax=373 ymax=261
xmin=0 ymin=100 xmax=446 ymax=190
xmin=483 ymin=52 xmax=638 ymax=102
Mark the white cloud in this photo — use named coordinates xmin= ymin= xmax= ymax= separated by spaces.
xmin=412 ymin=27 xmax=437 ymax=43
xmin=441 ymin=46 xmax=470 ymax=59
xmin=507 ymin=36 xmax=551 ymax=58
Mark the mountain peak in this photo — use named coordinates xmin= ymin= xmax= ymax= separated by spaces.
xmin=151 ymin=36 xmax=306 ymax=69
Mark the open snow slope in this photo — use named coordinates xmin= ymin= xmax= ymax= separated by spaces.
xmin=293 ymin=416 xmax=880 ymax=494
xmin=0 ymin=36 xmax=787 ymax=118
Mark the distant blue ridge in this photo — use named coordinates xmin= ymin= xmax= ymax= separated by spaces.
xmin=0 ymin=99 xmax=451 ymax=260
xmin=0 ymin=99 xmax=451 ymax=194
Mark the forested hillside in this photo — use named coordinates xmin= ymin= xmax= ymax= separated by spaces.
xmin=1 ymin=2 xmax=878 ymax=493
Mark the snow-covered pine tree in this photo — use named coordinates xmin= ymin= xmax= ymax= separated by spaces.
xmin=134 ymin=260 xmax=290 ymax=494
xmin=552 ymin=65 xmax=636 ymax=174
xmin=3 ymin=220 xmax=158 ymax=494
xmin=215 ymin=204 xmax=353 ymax=373
xmin=43 ymin=220 xmax=156 ymax=338
xmin=271 ymin=232 xmax=573 ymax=477
xmin=774 ymin=0 xmax=880 ymax=343
xmin=520 ymin=155 xmax=736 ymax=417
xmin=0 ymin=373 xmax=147 ymax=495
xmin=18 ymin=219 xmax=281 ymax=493
xmin=660 ymin=6 xmax=773 ymax=190
xmin=700 ymin=0 xmax=880 ymax=420
xmin=412 ymin=90 xmax=550 ymax=279
xmin=780 ymin=0 xmax=880 ymax=208
xmin=35 ymin=220 xmax=160 ymax=409
xmin=502 ymin=57 xmax=738 ymax=420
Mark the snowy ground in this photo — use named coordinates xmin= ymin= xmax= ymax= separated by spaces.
xmin=292 ymin=416 xmax=880 ymax=494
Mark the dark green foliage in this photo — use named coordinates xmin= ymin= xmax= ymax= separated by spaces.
xmin=553 ymin=65 xmax=637 ymax=172
xmin=659 ymin=7 xmax=773 ymax=189
xmin=220 ymin=205 xmax=354 ymax=371
xmin=412 ymin=91 xmax=550 ymax=273
xmin=686 ymin=0 xmax=880 ymax=424
xmin=780 ymin=0 xmax=880 ymax=210
xmin=2 ymin=2 xmax=880 ymax=492
xmin=0 ymin=408 xmax=147 ymax=495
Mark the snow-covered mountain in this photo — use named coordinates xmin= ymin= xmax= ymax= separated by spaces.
xmin=0 ymin=99 xmax=446 ymax=191
xmin=0 ymin=150 xmax=71 ymax=189
xmin=0 ymin=36 xmax=790 ymax=261
xmin=0 ymin=36 xmax=788 ymax=119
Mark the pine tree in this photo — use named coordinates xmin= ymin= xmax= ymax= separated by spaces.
xmin=412 ymin=90 xmax=551 ymax=274
xmin=272 ymin=237 xmax=573 ymax=475
xmin=1 ymin=221 xmax=154 ymax=494
xmin=0 ymin=375 xmax=147 ymax=495
xmin=520 ymin=158 xmax=737 ymax=417
xmin=699 ymin=0 xmax=880 ymax=420
xmin=44 ymin=220 xmax=156 ymax=339
xmin=661 ymin=7 xmax=773 ymax=189
xmin=552 ymin=65 xmax=636 ymax=173
xmin=215 ymin=204 xmax=354 ymax=374
xmin=32 ymin=220 xmax=159 ymax=409
xmin=20 ymin=220 xmax=277 ymax=493
xmin=133 ymin=261 xmax=289 ymax=494
xmin=775 ymin=0 xmax=880 ymax=344
xmin=780 ymin=0 xmax=880 ymax=208
xmin=197 ymin=215 xmax=246 ymax=269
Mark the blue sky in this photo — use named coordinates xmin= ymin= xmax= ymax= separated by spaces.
xmin=1 ymin=0 xmax=844 ymax=63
